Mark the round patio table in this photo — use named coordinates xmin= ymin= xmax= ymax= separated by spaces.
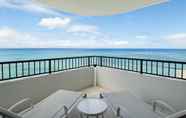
xmin=77 ymin=98 xmax=108 ymax=118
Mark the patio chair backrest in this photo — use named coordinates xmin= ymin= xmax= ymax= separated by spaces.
xmin=166 ymin=110 xmax=186 ymax=118
xmin=0 ymin=106 xmax=22 ymax=118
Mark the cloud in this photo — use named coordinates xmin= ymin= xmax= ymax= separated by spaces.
xmin=0 ymin=27 xmax=18 ymax=40
xmin=67 ymin=25 xmax=98 ymax=33
xmin=166 ymin=33 xmax=186 ymax=40
xmin=57 ymin=39 xmax=129 ymax=48
xmin=0 ymin=0 xmax=61 ymax=16
xmin=0 ymin=27 xmax=42 ymax=48
xmin=38 ymin=17 xmax=71 ymax=29
xmin=113 ymin=41 xmax=129 ymax=45
xmin=0 ymin=27 xmax=73 ymax=48
xmin=165 ymin=33 xmax=186 ymax=48
xmin=0 ymin=27 xmax=131 ymax=48
xmin=135 ymin=35 xmax=148 ymax=39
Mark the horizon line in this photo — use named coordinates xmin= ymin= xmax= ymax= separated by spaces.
xmin=0 ymin=48 xmax=186 ymax=50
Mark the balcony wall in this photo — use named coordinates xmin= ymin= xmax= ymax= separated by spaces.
xmin=97 ymin=67 xmax=186 ymax=111
xmin=1 ymin=66 xmax=186 ymax=111
xmin=0 ymin=67 xmax=94 ymax=108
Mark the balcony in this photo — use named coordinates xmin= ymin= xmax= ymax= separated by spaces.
xmin=0 ymin=56 xmax=186 ymax=118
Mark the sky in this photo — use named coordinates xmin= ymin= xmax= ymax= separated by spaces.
xmin=0 ymin=0 xmax=185 ymax=48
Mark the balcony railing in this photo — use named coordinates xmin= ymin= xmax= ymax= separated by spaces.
xmin=0 ymin=56 xmax=186 ymax=81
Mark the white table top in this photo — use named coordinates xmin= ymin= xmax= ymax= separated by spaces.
xmin=77 ymin=98 xmax=108 ymax=115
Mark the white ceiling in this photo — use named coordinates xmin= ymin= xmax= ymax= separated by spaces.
xmin=36 ymin=0 xmax=168 ymax=16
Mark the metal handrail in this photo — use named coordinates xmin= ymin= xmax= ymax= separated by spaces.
xmin=0 ymin=56 xmax=185 ymax=81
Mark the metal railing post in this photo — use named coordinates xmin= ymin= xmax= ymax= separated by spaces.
xmin=100 ymin=56 xmax=103 ymax=66
xmin=49 ymin=59 xmax=52 ymax=74
xmin=140 ymin=59 xmax=143 ymax=74
xmin=88 ymin=56 xmax=90 ymax=66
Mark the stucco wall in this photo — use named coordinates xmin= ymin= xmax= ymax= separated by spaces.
xmin=1 ymin=66 xmax=186 ymax=111
xmin=97 ymin=67 xmax=186 ymax=111
xmin=0 ymin=67 xmax=94 ymax=108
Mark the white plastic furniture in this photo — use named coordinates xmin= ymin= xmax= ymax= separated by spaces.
xmin=152 ymin=100 xmax=186 ymax=118
xmin=152 ymin=100 xmax=176 ymax=117
xmin=77 ymin=98 xmax=108 ymax=118
xmin=0 ymin=107 xmax=22 ymax=118
xmin=8 ymin=98 xmax=33 ymax=114
xmin=104 ymin=91 xmax=186 ymax=118
xmin=165 ymin=110 xmax=186 ymax=118
xmin=0 ymin=89 xmax=82 ymax=118
xmin=103 ymin=91 xmax=161 ymax=118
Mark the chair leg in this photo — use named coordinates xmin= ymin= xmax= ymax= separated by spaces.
xmin=80 ymin=113 xmax=83 ymax=118
xmin=102 ymin=114 xmax=104 ymax=118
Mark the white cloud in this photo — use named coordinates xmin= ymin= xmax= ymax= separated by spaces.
xmin=0 ymin=27 xmax=45 ymax=48
xmin=0 ymin=27 xmax=131 ymax=48
xmin=165 ymin=33 xmax=186 ymax=48
xmin=0 ymin=0 xmax=61 ymax=16
xmin=113 ymin=41 xmax=129 ymax=45
xmin=57 ymin=39 xmax=129 ymax=48
xmin=135 ymin=35 xmax=148 ymax=39
xmin=39 ymin=17 xmax=71 ymax=29
xmin=0 ymin=27 xmax=18 ymax=40
xmin=0 ymin=27 xmax=73 ymax=48
xmin=166 ymin=33 xmax=186 ymax=40
xmin=67 ymin=25 xmax=98 ymax=33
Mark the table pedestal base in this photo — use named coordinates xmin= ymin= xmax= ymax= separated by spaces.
xmin=80 ymin=113 xmax=104 ymax=118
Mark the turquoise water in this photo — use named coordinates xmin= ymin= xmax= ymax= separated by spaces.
xmin=0 ymin=48 xmax=186 ymax=62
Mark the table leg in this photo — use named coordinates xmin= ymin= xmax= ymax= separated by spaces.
xmin=96 ymin=115 xmax=99 ymax=118
xmin=102 ymin=114 xmax=104 ymax=118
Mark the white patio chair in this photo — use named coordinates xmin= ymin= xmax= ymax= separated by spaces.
xmin=152 ymin=99 xmax=186 ymax=118
xmin=103 ymin=91 xmax=186 ymax=118
xmin=152 ymin=100 xmax=176 ymax=117
xmin=0 ymin=98 xmax=33 ymax=118
xmin=8 ymin=98 xmax=33 ymax=114
xmin=165 ymin=110 xmax=186 ymax=118
xmin=0 ymin=106 xmax=22 ymax=118
xmin=103 ymin=91 xmax=160 ymax=118
xmin=0 ymin=89 xmax=83 ymax=118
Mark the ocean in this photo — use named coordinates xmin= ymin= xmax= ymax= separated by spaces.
xmin=0 ymin=48 xmax=186 ymax=62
